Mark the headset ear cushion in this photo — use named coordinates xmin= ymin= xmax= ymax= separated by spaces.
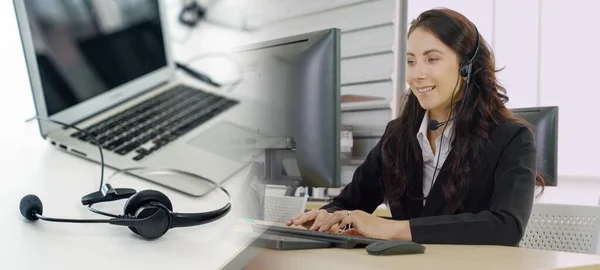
xmin=123 ymin=190 xmax=173 ymax=235
xmin=459 ymin=62 xmax=469 ymax=77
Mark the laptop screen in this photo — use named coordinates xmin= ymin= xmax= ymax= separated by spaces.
xmin=22 ymin=0 xmax=167 ymax=116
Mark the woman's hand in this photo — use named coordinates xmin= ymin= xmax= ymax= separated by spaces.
xmin=286 ymin=209 xmax=336 ymax=231
xmin=319 ymin=210 xmax=412 ymax=241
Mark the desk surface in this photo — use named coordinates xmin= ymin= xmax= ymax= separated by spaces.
xmin=235 ymin=244 xmax=600 ymax=270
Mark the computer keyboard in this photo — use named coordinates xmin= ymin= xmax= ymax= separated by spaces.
xmin=263 ymin=195 xmax=308 ymax=223
xmin=251 ymin=223 xmax=381 ymax=249
xmin=70 ymin=85 xmax=238 ymax=161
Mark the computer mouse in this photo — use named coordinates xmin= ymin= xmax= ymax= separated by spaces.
xmin=365 ymin=240 xmax=426 ymax=256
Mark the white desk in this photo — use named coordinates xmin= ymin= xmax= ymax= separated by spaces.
xmin=0 ymin=121 xmax=259 ymax=270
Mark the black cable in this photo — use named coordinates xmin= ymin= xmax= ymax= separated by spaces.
xmin=26 ymin=116 xmax=105 ymax=192
xmin=35 ymin=214 xmax=110 ymax=223
xmin=178 ymin=0 xmax=250 ymax=31
xmin=175 ymin=0 xmax=246 ymax=90
xmin=175 ymin=61 xmax=221 ymax=87
xmin=178 ymin=0 xmax=202 ymax=27
xmin=427 ymin=73 xmax=460 ymax=198
xmin=175 ymin=52 xmax=243 ymax=92
xmin=177 ymin=0 xmax=223 ymax=28
xmin=87 ymin=203 xmax=123 ymax=218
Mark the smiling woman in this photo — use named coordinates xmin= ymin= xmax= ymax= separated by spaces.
xmin=288 ymin=7 xmax=546 ymax=247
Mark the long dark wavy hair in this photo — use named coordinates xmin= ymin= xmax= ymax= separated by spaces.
xmin=381 ymin=8 xmax=544 ymax=214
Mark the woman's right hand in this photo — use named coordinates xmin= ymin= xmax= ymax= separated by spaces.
xmin=286 ymin=209 xmax=333 ymax=231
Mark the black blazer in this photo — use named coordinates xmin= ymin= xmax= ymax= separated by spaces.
xmin=320 ymin=119 xmax=538 ymax=246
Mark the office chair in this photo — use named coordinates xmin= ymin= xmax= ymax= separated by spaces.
xmin=519 ymin=203 xmax=600 ymax=254
xmin=511 ymin=106 xmax=559 ymax=186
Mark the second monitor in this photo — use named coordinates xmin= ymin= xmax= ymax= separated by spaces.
xmin=229 ymin=28 xmax=342 ymax=189
xmin=511 ymin=106 xmax=559 ymax=186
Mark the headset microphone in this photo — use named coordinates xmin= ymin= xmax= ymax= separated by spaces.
xmin=428 ymin=120 xmax=442 ymax=131
xmin=428 ymin=118 xmax=451 ymax=131
xmin=428 ymin=112 xmax=462 ymax=130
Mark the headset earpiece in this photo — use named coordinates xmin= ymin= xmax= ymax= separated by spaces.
xmin=459 ymin=62 xmax=471 ymax=78
xmin=123 ymin=190 xmax=173 ymax=239
xmin=459 ymin=27 xmax=480 ymax=78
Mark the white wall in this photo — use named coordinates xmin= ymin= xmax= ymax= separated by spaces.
xmin=537 ymin=0 xmax=600 ymax=177
xmin=407 ymin=1 xmax=495 ymax=50
xmin=407 ymin=0 xmax=600 ymax=178
xmin=494 ymin=0 xmax=540 ymax=108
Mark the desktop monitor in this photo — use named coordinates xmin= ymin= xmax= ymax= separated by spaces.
xmin=228 ymin=28 xmax=342 ymax=189
xmin=511 ymin=106 xmax=559 ymax=186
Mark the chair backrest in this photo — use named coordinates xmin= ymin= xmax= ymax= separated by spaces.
xmin=519 ymin=203 xmax=600 ymax=254
xmin=511 ymin=106 xmax=559 ymax=186
xmin=263 ymin=194 xmax=308 ymax=223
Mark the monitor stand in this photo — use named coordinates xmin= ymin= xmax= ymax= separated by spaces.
xmin=263 ymin=147 xmax=302 ymax=194
xmin=261 ymin=144 xmax=331 ymax=200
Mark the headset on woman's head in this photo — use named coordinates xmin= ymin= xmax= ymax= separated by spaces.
xmin=459 ymin=26 xmax=481 ymax=79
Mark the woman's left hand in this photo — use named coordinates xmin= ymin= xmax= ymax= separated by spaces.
xmin=316 ymin=210 xmax=411 ymax=241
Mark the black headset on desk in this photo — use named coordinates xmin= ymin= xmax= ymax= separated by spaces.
xmin=19 ymin=117 xmax=232 ymax=240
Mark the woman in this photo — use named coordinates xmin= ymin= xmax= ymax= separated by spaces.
xmin=286 ymin=8 xmax=544 ymax=246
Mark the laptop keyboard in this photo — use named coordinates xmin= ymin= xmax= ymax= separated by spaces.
xmin=70 ymin=85 xmax=238 ymax=161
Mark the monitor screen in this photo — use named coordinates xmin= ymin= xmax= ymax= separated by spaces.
xmin=22 ymin=0 xmax=166 ymax=116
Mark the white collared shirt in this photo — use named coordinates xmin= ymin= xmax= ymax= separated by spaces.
xmin=416 ymin=111 xmax=455 ymax=205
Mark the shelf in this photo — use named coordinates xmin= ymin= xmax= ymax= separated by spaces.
xmin=341 ymin=98 xmax=391 ymax=112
